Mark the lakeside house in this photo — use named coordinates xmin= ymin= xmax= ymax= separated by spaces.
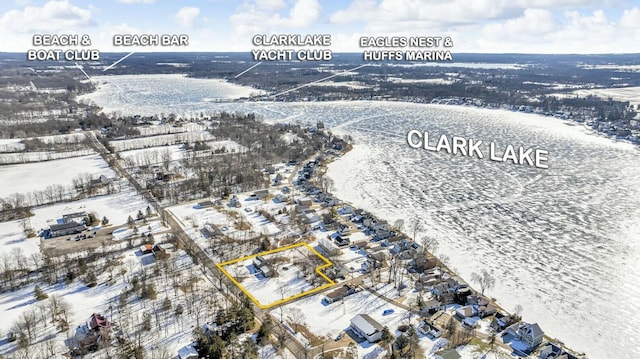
xmin=505 ymin=322 xmax=545 ymax=351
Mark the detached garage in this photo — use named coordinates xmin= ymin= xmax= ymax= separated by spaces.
xmin=350 ymin=314 xmax=383 ymax=342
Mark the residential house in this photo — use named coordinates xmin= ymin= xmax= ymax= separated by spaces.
xmin=89 ymin=175 xmax=113 ymax=189
xmin=324 ymin=284 xmax=357 ymax=304
xmin=62 ymin=211 xmax=87 ymax=224
xmin=152 ymin=243 xmax=173 ymax=257
xmin=74 ymin=313 xmax=111 ymax=351
xmin=139 ymin=244 xmax=153 ymax=254
xmin=49 ymin=222 xmax=86 ymax=238
xmin=350 ymin=314 xmax=384 ymax=342
xmin=420 ymin=298 xmax=442 ymax=315
xmin=274 ymin=194 xmax=288 ymax=203
xmin=197 ymin=200 xmax=213 ymax=208
xmin=539 ymin=343 xmax=583 ymax=359
xmin=334 ymin=235 xmax=350 ymax=247
xmin=319 ymin=237 xmax=341 ymax=256
xmin=294 ymin=204 xmax=310 ymax=214
xmin=251 ymin=189 xmax=269 ymax=200
xmin=506 ymin=322 xmax=545 ymax=350
xmin=478 ymin=304 xmax=497 ymax=318
xmin=519 ymin=323 xmax=545 ymax=349
xmin=178 ymin=345 xmax=199 ymax=359
xmin=466 ymin=294 xmax=490 ymax=307
xmin=337 ymin=224 xmax=350 ymax=237
xmin=490 ymin=312 xmax=513 ymax=332
xmin=201 ymin=223 xmax=222 ymax=238
xmin=325 ymin=265 xmax=349 ymax=280
xmin=418 ymin=321 xmax=443 ymax=338
xmin=415 ymin=275 xmax=442 ymax=291
xmin=302 ymin=210 xmax=321 ymax=224
xmin=252 ymin=256 xmax=273 ymax=278
xmin=455 ymin=306 xmax=478 ymax=319
xmin=295 ymin=198 xmax=313 ymax=206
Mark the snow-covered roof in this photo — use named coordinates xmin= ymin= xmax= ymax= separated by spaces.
xmin=178 ymin=345 xmax=198 ymax=359
xmin=351 ymin=314 xmax=383 ymax=335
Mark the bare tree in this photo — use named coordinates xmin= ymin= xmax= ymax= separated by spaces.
xmin=393 ymin=219 xmax=404 ymax=233
xmin=420 ymin=235 xmax=438 ymax=256
xmin=470 ymin=269 xmax=495 ymax=295
xmin=18 ymin=309 xmax=37 ymax=341
xmin=286 ymin=307 xmax=306 ymax=333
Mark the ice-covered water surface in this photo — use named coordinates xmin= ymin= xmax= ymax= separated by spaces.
xmin=84 ymin=76 xmax=640 ymax=359
xmin=77 ymin=74 xmax=265 ymax=113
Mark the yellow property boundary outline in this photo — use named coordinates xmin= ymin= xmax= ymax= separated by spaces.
xmin=216 ymin=242 xmax=335 ymax=309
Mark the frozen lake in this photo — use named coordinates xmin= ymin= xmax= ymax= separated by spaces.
xmin=82 ymin=75 xmax=640 ymax=359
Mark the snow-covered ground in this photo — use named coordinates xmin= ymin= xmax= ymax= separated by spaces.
xmin=0 ymin=246 xmax=207 ymax=358
xmin=559 ymin=86 xmax=640 ymax=106
xmin=386 ymin=77 xmax=455 ymax=85
xmin=108 ymin=132 xmax=216 ymax=152
xmin=78 ymin=76 xmax=640 ymax=359
xmin=224 ymin=244 xmax=330 ymax=308
xmin=0 ymin=149 xmax=95 ymax=165
xmin=0 ymin=186 xmax=152 ymax=263
xmin=0 ymin=154 xmax=113 ymax=198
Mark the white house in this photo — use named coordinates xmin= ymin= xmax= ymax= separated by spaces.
xmin=350 ymin=314 xmax=384 ymax=342
xmin=178 ymin=345 xmax=198 ymax=359
xmin=518 ymin=322 xmax=544 ymax=349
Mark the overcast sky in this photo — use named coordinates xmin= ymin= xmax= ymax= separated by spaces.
xmin=1 ymin=0 xmax=640 ymax=53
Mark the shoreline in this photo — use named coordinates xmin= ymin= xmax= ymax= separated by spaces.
xmin=318 ymin=135 xmax=586 ymax=358
xmin=75 ymin=78 xmax=639 ymax=358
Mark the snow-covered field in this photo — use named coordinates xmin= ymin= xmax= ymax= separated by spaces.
xmin=109 ymin=132 xmax=216 ymax=152
xmin=0 ymin=186 xmax=152 ymax=262
xmin=78 ymin=76 xmax=640 ymax=359
xmin=0 ymin=154 xmax=113 ymax=198
xmin=559 ymin=86 xmax=640 ymax=106
xmin=0 ymin=149 xmax=95 ymax=165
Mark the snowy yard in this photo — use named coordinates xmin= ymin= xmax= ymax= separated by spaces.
xmin=0 ymin=154 xmax=113 ymax=198
xmin=220 ymin=244 xmax=333 ymax=308
xmin=0 ymin=186 xmax=153 ymax=268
